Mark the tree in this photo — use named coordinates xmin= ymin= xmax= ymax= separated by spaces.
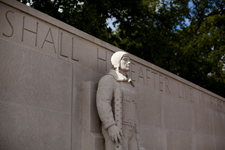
xmin=175 ymin=0 xmax=225 ymax=97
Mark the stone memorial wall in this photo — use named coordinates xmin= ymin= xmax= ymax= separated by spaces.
xmin=0 ymin=0 xmax=225 ymax=150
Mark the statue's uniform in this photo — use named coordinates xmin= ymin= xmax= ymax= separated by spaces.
xmin=96 ymin=69 xmax=141 ymax=150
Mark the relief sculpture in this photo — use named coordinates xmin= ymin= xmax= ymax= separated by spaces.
xmin=96 ymin=51 xmax=145 ymax=150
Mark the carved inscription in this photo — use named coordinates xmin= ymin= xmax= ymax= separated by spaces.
xmin=146 ymin=69 xmax=151 ymax=86
xmin=137 ymin=67 xmax=145 ymax=85
xmin=3 ymin=10 xmax=14 ymax=37
xmin=129 ymin=62 xmax=136 ymax=82
xmin=60 ymin=32 xmax=69 ymax=58
xmin=152 ymin=71 xmax=158 ymax=89
xmin=199 ymin=92 xmax=207 ymax=106
xmin=196 ymin=90 xmax=225 ymax=113
xmin=71 ymin=36 xmax=80 ymax=61
xmin=165 ymin=77 xmax=170 ymax=94
xmin=210 ymin=96 xmax=223 ymax=112
xmin=129 ymin=62 xmax=171 ymax=94
xmin=159 ymin=74 xmax=163 ymax=91
xmin=1 ymin=5 xmax=224 ymax=115
xmin=125 ymin=60 xmax=224 ymax=114
xmin=59 ymin=31 xmax=80 ymax=61
xmin=41 ymin=27 xmax=56 ymax=53
xmin=22 ymin=16 xmax=38 ymax=46
xmin=178 ymin=82 xmax=194 ymax=103
xmin=1 ymin=9 xmax=57 ymax=55
xmin=97 ymin=48 xmax=107 ymax=71
xmin=96 ymin=48 xmax=114 ymax=73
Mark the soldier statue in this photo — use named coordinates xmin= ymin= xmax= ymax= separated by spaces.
xmin=96 ymin=51 xmax=145 ymax=150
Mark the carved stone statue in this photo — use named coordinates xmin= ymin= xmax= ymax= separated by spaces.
xmin=96 ymin=51 xmax=145 ymax=150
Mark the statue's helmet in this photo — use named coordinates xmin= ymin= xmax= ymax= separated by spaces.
xmin=111 ymin=51 xmax=128 ymax=69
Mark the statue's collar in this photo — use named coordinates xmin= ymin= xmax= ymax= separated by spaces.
xmin=108 ymin=69 xmax=132 ymax=83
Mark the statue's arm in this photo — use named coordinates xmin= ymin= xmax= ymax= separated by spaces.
xmin=97 ymin=75 xmax=122 ymax=144
xmin=96 ymin=75 xmax=116 ymax=129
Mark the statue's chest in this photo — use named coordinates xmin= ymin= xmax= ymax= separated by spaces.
xmin=120 ymin=82 xmax=136 ymax=101
xmin=119 ymin=82 xmax=137 ymax=125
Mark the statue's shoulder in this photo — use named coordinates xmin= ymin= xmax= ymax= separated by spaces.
xmin=99 ymin=74 xmax=116 ymax=84
xmin=98 ymin=70 xmax=117 ymax=87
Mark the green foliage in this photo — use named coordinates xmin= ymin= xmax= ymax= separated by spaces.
xmin=175 ymin=0 xmax=225 ymax=97
xmin=18 ymin=0 xmax=225 ymax=97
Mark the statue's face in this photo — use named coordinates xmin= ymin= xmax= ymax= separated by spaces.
xmin=120 ymin=55 xmax=130 ymax=72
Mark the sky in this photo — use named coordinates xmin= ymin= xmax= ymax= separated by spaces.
xmin=106 ymin=17 xmax=117 ymax=31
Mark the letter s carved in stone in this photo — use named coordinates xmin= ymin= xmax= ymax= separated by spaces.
xmin=3 ymin=10 xmax=14 ymax=37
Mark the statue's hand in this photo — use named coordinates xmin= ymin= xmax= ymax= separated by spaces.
xmin=139 ymin=147 xmax=145 ymax=150
xmin=108 ymin=125 xmax=122 ymax=145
